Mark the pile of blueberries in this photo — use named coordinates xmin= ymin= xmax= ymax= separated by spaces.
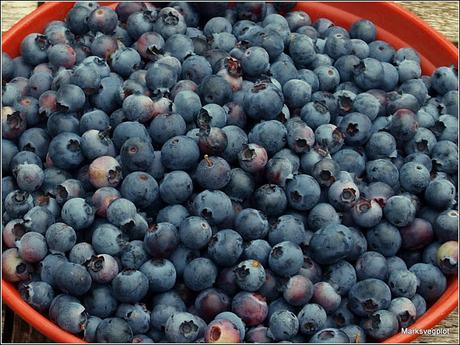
xmin=2 ymin=1 xmax=459 ymax=343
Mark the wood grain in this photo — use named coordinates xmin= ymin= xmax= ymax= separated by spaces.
xmin=398 ymin=1 xmax=458 ymax=44
xmin=1 ymin=1 xmax=458 ymax=344
xmin=1 ymin=1 xmax=38 ymax=33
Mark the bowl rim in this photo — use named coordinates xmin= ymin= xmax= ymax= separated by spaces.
xmin=1 ymin=1 xmax=458 ymax=343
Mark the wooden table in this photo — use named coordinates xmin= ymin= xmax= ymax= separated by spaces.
xmin=1 ymin=1 xmax=458 ymax=343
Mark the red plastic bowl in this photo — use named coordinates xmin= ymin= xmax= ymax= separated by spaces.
xmin=2 ymin=2 xmax=458 ymax=343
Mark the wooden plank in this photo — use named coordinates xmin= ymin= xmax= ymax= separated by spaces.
xmin=2 ymin=304 xmax=52 ymax=343
xmin=399 ymin=1 xmax=458 ymax=44
xmin=1 ymin=1 xmax=38 ymax=34
xmin=415 ymin=308 xmax=459 ymax=344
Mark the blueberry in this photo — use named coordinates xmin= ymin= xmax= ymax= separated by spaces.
xmin=366 ymin=222 xmax=402 ymax=257
xmin=4 ymin=190 xmax=34 ymax=219
xmin=424 ymin=178 xmax=456 ymax=210
xmin=56 ymin=300 xmax=88 ymax=334
xmin=353 ymin=58 xmax=383 ymax=90
xmin=143 ymin=222 xmax=179 ymax=258
xmin=2 ymin=107 xmax=27 ymax=140
xmin=222 ymin=126 xmax=249 ymax=163
xmin=150 ymin=113 xmax=187 ymax=145
xmin=329 ymin=298 xmax=356 ymax=328
xmin=96 ymin=317 xmax=133 ymax=343
xmin=150 ymin=302 xmax=181 ymax=332
xmin=45 ymin=222 xmax=76 ymax=254
xmin=366 ymin=132 xmax=397 ymax=160
xmin=234 ymin=259 xmax=266 ymax=292
xmin=310 ymin=223 xmax=355 ymax=265
xmin=338 ymin=112 xmax=372 ymax=146
xmin=437 ymin=241 xmax=458 ymax=275
xmin=237 ymin=144 xmax=269 ymax=174
xmin=268 ymin=214 xmax=305 ymax=246
xmin=66 ymin=6 xmax=91 ymax=35
xmin=243 ymin=81 xmax=284 ymax=120
xmin=20 ymin=33 xmax=50 ymax=66
xmin=341 ymin=324 xmax=366 ymax=343
xmin=285 ymin=174 xmax=321 ymax=211
xmin=92 ymin=223 xmax=128 ymax=256
xmin=355 ymin=251 xmax=388 ymax=281
xmin=195 ymin=155 xmax=231 ymax=190
xmin=307 ymin=203 xmax=340 ymax=232
xmin=432 ymin=210 xmax=458 ymax=241
xmin=173 ymin=90 xmax=202 ymax=123
xmin=47 ymin=132 xmax=84 ymax=170
xmin=84 ymin=285 xmax=118 ymax=318
xmin=361 ymin=310 xmax=399 ymax=341
xmin=388 ymin=257 xmax=409 ymax=275
xmin=165 ymin=312 xmax=203 ymax=343
xmin=323 ymin=261 xmax=357 ymax=296
xmin=431 ymin=140 xmax=458 ymax=174
xmin=205 ymin=318 xmax=241 ymax=343
xmin=208 ymin=229 xmax=243 ymax=266
xmin=18 ymin=281 xmax=53 ymax=313
xmin=268 ymin=241 xmax=303 ymax=277
xmin=181 ymin=55 xmax=213 ymax=85
xmin=120 ymin=171 xmax=159 ymax=209
xmin=45 ymin=112 xmax=78 ymax=137
xmin=2 ymin=52 xmax=14 ymax=81
xmin=178 ymin=216 xmax=212 ymax=250
xmin=253 ymin=184 xmax=288 ymax=217
xmin=162 ymin=135 xmax=200 ymax=170
xmin=83 ymin=316 xmax=102 ymax=341
xmin=120 ymin=137 xmax=155 ymax=172
xmin=400 ymin=218 xmax=434 ymax=250
xmin=348 ymin=278 xmax=391 ymax=317
xmin=183 ymin=257 xmax=217 ymax=291
xmin=12 ymin=162 xmax=44 ymax=192
xmin=63 ymin=242 xmax=92 ymax=265
xmin=389 ymin=297 xmax=417 ymax=328
xmin=194 ymin=288 xmax=231 ymax=322
xmin=431 ymin=66 xmax=458 ymax=95
xmin=2 ymin=219 xmax=25 ymax=249
xmin=432 ymin=114 xmax=458 ymax=142
xmin=423 ymin=241 xmax=442 ymax=266
xmin=442 ymin=90 xmax=458 ymax=117
xmin=309 ymin=328 xmax=350 ymax=343
xmin=112 ymin=264 xmax=151 ymax=303
xmin=249 ymin=120 xmax=287 ymax=157
xmin=268 ymin=310 xmax=299 ymax=341
xmin=192 ymin=190 xmax=233 ymax=225
xmin=55 ymin=261 xmax=92 ymax=296
xmin=116 ymin=303 xmax=150 ymax=334
xmin=199 ymin=74 xmax=233 ymax=106
xmin=279 ymin=277 xmax=311 ymax=309
xmin=310 ymin=281 xmax=341 ymax=314
xmin=232 ymin=291 xmax=268 ymax=326
xmin=2 ymin=140 xmax=18 ymax=175
xmin=383 ymin=195 xmax=416 ymax=227
xmin=350 ymin=39 xmax=370 ymax=60
xmin=2 ymin=248 xmax=32 ymax=283
xmin=411 ymin=294 xmax=427 ymax=320
xmin=198 ymin=126 xmax=228 ymax=155
xmin=157 ymin=204 xmax=190 ymax=229
xmin=245 ymin=325 xmax=271 ymax=342
xmin=349 ymin=19 xmax=376 ymax=42
xmin=215 ymin=311 xmax=246 ymax=340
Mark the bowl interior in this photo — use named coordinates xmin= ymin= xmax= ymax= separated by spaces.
xmin=1 ymin=1 xmax=458 ymax=344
